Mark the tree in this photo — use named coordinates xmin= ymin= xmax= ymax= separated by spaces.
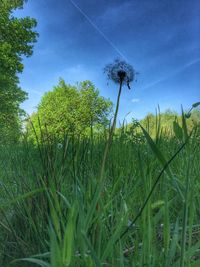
xmin=0 ymin=0 xmax=38 ymax=143
xmin=139 ymin=108 xmax=200 ymax=139
xmin=27 ymin=79 xmax=112 ymax=141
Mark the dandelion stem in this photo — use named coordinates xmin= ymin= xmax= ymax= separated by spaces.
xmin=100 ymin=80 xmax=123 ymax=181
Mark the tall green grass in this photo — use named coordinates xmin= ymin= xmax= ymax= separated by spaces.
xmin=0 ymin=114 xmax=200 ymax=267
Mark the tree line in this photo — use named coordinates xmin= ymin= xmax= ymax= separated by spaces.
xmin=0 ymin=1 xmax=199 ymax=144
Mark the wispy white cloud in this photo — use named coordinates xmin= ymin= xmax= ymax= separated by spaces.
xmin=131 ymin=98 xmax=140 ymax=103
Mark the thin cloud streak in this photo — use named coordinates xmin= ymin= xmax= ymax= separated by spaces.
xmin=143 ymin=58 xmax=200 ymax=90
xmin=69 ymin=0 xmax=127 ymax=60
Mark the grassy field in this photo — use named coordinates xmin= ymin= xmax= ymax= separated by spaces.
xmin=0 ymin=116 xmax=200 ymax=267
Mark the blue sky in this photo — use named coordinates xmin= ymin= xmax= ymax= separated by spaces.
xmin=14 ymin=0 xmax=200 ymax=121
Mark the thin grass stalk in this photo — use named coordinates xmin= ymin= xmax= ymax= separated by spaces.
xmin=118 ymin=138 xmax=189 ymax=241
xmin=180 ymin=155 xmax=191 ymax=267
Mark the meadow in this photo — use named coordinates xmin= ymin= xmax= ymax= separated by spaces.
xmin=0 ymin=113 xmax=200 ymax=267
xmin=1 ymin=1 xmax=200 ymax=266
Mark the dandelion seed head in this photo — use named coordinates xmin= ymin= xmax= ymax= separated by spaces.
xmin=104 ymin=59 xmax=136 ymax=89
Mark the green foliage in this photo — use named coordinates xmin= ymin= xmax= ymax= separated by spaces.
xmin=0 ymin=0 xmax=38 ymax=143
xmin=0 ymin=116 xmax=200 ymax=266
xmin=27 ymin=79 xmax=112 ymax=141
xmin=140 ymin=108 xmax=200 ymax=138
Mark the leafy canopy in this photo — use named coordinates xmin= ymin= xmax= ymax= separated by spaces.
xmin=28 ymin=79 xmax=113 ymax=140
xmin=0 ymin=0 xmax=38 ymax=143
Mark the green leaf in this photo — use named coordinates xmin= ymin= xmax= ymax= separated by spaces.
xmin=173 ymin=120 xmax=183 ymax=140
xmin=63 ymin=202 xmax=78 ymax=266
xmin=0 ymin=188 xmax=45 ymax=209
xmin=151 ymin=200 xmax=165 ymax=210
xmin=140 ymin=124 xmax=173 ymax=178
xmin=192 ymin=101 xmax=200 ymax=108
xmin=184 ymin=113 xmax=191 ymax=119
xmin=167 ymin=219 xmax=179 ymax=264
xmin=12 ymin=258 xmax=50 ymax=267
xmin=50 ymin=226 xmax=62 ymax=267
xmin=81 ymin=231 xmax=102 ymax=267
xmin=181 ymin=107 xmax=188 ymax=140
xmin=102 ymin=213 xmax=128 ymax=260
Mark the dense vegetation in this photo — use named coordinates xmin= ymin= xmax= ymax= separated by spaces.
xmin=27 ymin=79 xmax=112 ymax=141
xmin=0 ymin=112 xmax=200 ymax=267
xmin=0 ymin=1 xmax=200 ymax=267
xmin=0 ymin=0 xmax=38 ymax=144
